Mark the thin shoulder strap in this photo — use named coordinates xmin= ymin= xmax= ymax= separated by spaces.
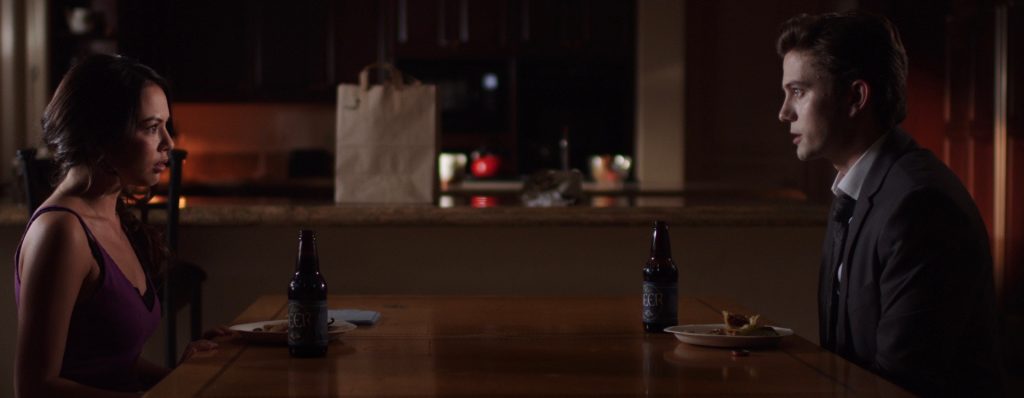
xmin=28 ymin=206 xmax=101 ymax=240
xmin=16 ymin=206 xmax=105 ymax=282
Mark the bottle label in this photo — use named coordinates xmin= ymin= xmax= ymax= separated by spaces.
xmin=288 ymin=300 xmax=328 ymax=347
xmin=642 ymin=282 xmax=678 ymax=325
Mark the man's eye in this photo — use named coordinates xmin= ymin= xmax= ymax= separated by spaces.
xmin=792 ymin=88 xmax=804 ymax=97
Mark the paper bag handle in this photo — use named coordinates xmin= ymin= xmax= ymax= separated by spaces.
xmin=358 ymin=63 xmax=410 ymax=91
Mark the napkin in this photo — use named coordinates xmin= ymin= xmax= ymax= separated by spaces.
xmin=329 ymin=309 xmax=380 ymax=326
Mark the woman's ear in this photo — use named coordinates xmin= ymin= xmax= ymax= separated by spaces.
xmin=848 ymin=80 xmax=870 ymax=117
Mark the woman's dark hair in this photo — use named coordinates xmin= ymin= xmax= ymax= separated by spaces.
xmin=776 ymin=11 xmax=908 ymax=130
xmin=41 ymin=54 xmax=172 ymax=277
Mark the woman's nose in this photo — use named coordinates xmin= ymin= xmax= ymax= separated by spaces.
xmin=161 ymin=127 xmax=175 ymax=151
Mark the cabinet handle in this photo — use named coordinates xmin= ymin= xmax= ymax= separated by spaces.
xmin=1012 ymin=78 xmax=1017 ymax=126
xmin=968 ymin=28 xmax=977 ymax=125
xmin=459 ymin=0 xmax=468 ymax=43
xmin=397 ymin=0 xmax=408 ymax=43
xmin=326 ymin=1 xmax=336 ymax=84
xmin=438 ymin=0 xmax=449 ymax=47
xmin=1000 ymin=4 xmax=1017 ymax=136
xmin=943 ymin=17 xmax=952 ymax=124
xmin=521 ymin=0 xmax=530 ymax=41
xmin=499 ymin=0 xmax=508 ymax=45
xmin=252 ymin=3 xmax=263 ymax=90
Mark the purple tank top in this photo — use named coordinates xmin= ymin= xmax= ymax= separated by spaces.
xmin=14 ymin=206 xmax=161 ymax=392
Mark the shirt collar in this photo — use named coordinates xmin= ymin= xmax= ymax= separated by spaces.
xmin=831 ymin=133 xmax=889 ymax=200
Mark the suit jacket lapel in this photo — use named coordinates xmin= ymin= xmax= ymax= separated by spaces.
xmin=835 ymin=129 xmax=917 ymax=348
xmin=819 ymin=207 xmax=839 ymax=347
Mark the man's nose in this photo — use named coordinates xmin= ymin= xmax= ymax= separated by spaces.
xmin=778 ymin=103 xmax=795 ymax=123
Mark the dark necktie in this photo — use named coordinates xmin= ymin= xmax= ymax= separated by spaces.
xmin=826 ymin=193 xmax=856 ymax=348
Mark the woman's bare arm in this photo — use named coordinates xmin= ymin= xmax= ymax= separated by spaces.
xmin=15 ymin=212 xmax=139 ymax=398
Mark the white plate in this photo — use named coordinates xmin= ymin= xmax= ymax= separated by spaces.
xmin=664 ymin=324 xmax=793 ymax=348
xmin=229 ymin=320 xmax=357 ymax=344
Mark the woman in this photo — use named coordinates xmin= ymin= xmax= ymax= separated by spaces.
xmin=14 ymin=54 xmax=218 ymax=397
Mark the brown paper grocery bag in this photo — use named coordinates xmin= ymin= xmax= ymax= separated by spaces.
xmin=335 ymin=64 xmax=438 ymax=203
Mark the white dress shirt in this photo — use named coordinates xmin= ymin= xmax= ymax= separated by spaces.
xmin=831 ymin=133 xmax=889 ymax=283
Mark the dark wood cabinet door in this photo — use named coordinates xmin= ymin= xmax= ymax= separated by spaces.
xmin=517 ymin=0 xmax=633 ymax=57
xmin=945 ymin=6 xmax=995 ymax=233
xmin=255 ymin=0 xmax=380 ymax=100
xmin=456 ymin=0 xmax=511 ymax=54
xmin=163 ymin=1 xmax=258 ymax=101
xmin=586 ymin=0 xmax=635 ymax=57
xmin=393 ymin=0 xmax=446 ymax=57
xmin=257 ymin=0 xmax=332 ymax=100
xmin=120 ymin=0 xmax=379 ymax=102
xmin=333 ymin=0 xmax=382 ymax=83
xmin=1005 ymin=0 xmax=1024 ymax=334
xmin=518 ymin=0 xmax=585 ymax=55
xmin=394 ymin=0 xmax=511 ymax=58
xmin=116 ymin=1 xmax=173 ymax=78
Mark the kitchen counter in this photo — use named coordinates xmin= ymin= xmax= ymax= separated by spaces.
xmin=0 ymin=198 xmax=828 ymax=227
xmin=0 ymin=179 xmax=830 ymax=227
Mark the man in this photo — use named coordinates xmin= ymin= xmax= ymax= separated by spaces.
xmin=776 ymin=12 xmax=1002 ymax=396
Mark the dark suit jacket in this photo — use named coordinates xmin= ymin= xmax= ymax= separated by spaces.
xmin=818 ymin=129 xmax=1002 ymax=396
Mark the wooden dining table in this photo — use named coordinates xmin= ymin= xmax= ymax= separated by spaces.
xmin=145 ymin=295 xmax=910 ymax=397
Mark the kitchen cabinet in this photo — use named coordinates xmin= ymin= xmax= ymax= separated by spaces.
xmin=115 ymin=0 xmax=380 ymax=102
xmin=393 ymin=0 xmax=512 ymax=58
xmin=944 ymin=3 xmax=996 ymax=233
xmin=333 ymin=0 xmax=382 ymax=83
xmin=937 ymin=0 xmax=1024 ymax=382
xmin=56 ymin=0 xmax=636 ymax=178
xmin=116 ymin=0 xmax=171 ymax=81
xmin=389 ymin=0 xmax=635 ymax=176
xmin=517 ymin=0 xmax=634 ymax=57
xmin=256 ymin=1 xmax=333 ymax=100
xmin=51 ymin=0 xmax=141 ymax=94
xmin=390 ymin=0 xmax=634 ymax=59
xmin=1004 ymin=0 xmax=1024 ymax=375
xmin=163 ymin=2 xmax=259 ymax=101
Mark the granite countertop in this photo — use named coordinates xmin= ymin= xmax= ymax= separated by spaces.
xmin=0 ymin=199 xmax=828 ymax=227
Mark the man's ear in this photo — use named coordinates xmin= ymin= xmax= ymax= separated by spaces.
xmin=848 ymin=80 xmax=870 ymax=117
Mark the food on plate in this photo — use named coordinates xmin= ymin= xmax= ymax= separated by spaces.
xmin=251 ymin=323 xmax=288 ymax=331
xmin=251 ymin=318 xmax=336 ymax=333
xmin=708 ymin=311 xmax=779 ymax=336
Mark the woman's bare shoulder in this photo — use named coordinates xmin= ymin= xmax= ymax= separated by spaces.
xmin=28 ymin=195 xmax=97 ymax=234
xmin=20 ymin=205 xmax=96 ymax=277
xmin=25 ymin=202 xmax=86 ymax=238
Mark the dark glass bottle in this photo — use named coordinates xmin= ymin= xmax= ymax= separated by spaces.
xmin=642 ymin=220 xmax=678 ymax=332
xmin=288 ymin=229 xmax=328 ymax=357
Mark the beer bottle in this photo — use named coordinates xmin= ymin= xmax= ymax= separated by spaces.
xmin=288 ymin=229 xmax=328 ymax=357
xmin=642 ymin=220 xmax=678 ymax=332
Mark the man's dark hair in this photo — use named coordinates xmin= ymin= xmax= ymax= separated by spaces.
xmin=777 ymin=12 xmax=908 ymax=130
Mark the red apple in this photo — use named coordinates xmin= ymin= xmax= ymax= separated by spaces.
xmin=471 ymin=154 xmax=501 ymax=178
